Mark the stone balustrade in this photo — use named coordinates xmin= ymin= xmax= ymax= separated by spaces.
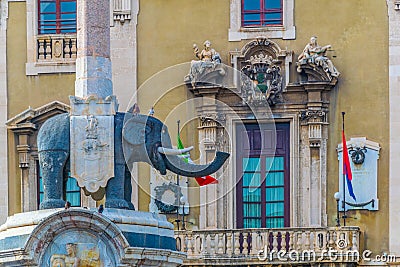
xmin=175 ymin=227 xmax=361 ymax=266
xmin=37 ymin=35 xmax=77 ymax=61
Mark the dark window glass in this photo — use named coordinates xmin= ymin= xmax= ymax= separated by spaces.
xmin=38 ymin=0 xmax=76 ymax=34
xmin=242 ymin=0 xmax=283 ymax=27
xmin=236 ymin=123 xmax=290 ymax=229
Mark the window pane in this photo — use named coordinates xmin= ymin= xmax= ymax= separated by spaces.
xmin=61 ymin=1 xmax=76 ymax=12
xmin=40 ymin=13 xmax=56 ymax=23
xmin=244 ymin=13 xmax=261 ymax=24
xmin=243 ymin=203 xmax=261 ymax=217
xmin=264 ymin=12 xmax=282 ymax=25
xmin=266 ymin=187 xmax=284 ymax=201
xmin=66 ymin=176 xmax=81 ymax=207
xmin=266 ymin=156 xmax=284 ymax=171
xmin=266 ymin=172 xmax=284 ymax=186
xmin=243 ymin=187 xmax=261 ymax=202
xmin=266 ymin=217 xmax=284 ymax=228
xmin=264 ymin=0 xmax=281 ymax=9
xmin=266 ymin=202 xmax=284 ymax=217
xmin=243 ymin=0 xmax=261 ymax=11
xmin=61 ymin=13 xmax=76 ymax=20
xmin=39 ymin=0 xmax=77 ymax=34
xmin=66 ymin=177 xmax=77 ymax=191
xmin=243 ymin=173 xmax=261 ymax=187
xmin=40 ymin=2 xmax=56 ymax=13
xmin=243 ymin=158 xmax=260 ymax=171
xmin=244 ymin=218 xmax=261 ymax=228
xmin=39 ymin=177 xmax=44 ymax=204
xmin=67 ymin=192 xmax=81 ymax=206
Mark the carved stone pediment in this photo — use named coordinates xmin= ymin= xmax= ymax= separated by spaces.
xmin=231 ymin=37 xmax=293 ymax=107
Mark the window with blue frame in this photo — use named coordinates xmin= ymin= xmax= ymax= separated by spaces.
xmin=38 ymin=0 xmax=77 ymax=34
xmin=242 ymin=0 xmax=283 ymax=27
xmin=37 ymin=161 xmax=81 ymax=207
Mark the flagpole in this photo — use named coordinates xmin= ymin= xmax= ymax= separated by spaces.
xmin=342 ymin=112 xmax=347 ymax=227
xmin=176 ymin=120 xmax=181 ymax=230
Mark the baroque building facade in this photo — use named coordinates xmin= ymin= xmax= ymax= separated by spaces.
xmin=0 ymin=0 xmax=399 ymax=266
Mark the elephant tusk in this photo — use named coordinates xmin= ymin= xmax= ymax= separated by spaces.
xmin=158 ymin=146 xmax=194 ymax=155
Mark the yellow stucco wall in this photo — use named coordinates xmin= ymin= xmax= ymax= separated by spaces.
xmin=137 ymin=0 xmax=389 ymax=253
xmin=7 ymin=2 xmax=75 ymax=216
xmin=4 ymin=0 xmax=389 ymax=255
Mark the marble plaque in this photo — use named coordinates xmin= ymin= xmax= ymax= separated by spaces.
xmin=70 ymin=115 xmax=114 ymax=193
xmin=337 ymin=137 xmax=380 ymax=211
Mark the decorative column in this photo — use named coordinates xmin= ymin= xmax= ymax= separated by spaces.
xmin=198 ymin=113 xmax=219 ymax=229
xmin=299 ymin=108 xmax=328 ymax=226
xmin=9 ymin=125 xmax=36 ymax=212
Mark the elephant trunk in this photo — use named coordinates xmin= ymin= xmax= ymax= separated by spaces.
xmin=163 ymin=151 xmax=230 ymax=177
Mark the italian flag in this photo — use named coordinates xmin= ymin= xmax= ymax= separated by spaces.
xmin=177 ymin=133 xmax=218 ymax=186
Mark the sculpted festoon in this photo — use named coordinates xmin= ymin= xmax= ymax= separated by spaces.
xmin=37 ymin=112 xmax=230 ymax=210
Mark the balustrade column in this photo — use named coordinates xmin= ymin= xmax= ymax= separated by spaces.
xmin=218 ymin=233 xmax=224 ymax=254
xmin=226 ymin=232 xmax=233 ymax=255
xmin=210 ymin=233 xmax=216 ymax=255
xmin=243 ymin=232 xmax=249 ymax=255
xmin=280 ymin=232 xmax=287 ymax=253
xmin=234 ymin=232 xmax=241 ymax=255
xmin=272 ymin=232 xmax=279 ymax=252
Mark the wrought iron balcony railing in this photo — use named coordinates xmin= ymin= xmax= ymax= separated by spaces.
xmin=175 ymin=227 xmax=360 ymax=266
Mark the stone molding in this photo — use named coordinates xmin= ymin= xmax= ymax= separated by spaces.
xmin=25 ymin=0 xmax=76 ymax=75
xmin=228 ymin=0 xmax=295 ymax=41
xmin=185 ymin=37 xmax=338 ymax=229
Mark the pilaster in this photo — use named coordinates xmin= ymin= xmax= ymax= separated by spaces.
xmin=9 ymin=125 xmax=36 ymax=213
xmin=0 ymin=0 xmax=8 ymax=224
xmin=388 ymin=0 xmax=400 ymax=255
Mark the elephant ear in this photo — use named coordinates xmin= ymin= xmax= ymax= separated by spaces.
xmin=122 ymin=116 xmax=150 ymax=145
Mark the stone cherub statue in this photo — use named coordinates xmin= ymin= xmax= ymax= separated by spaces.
xmin=184 ymin=40 xmax=224 ymax=84
xmin=297 ymin=36 xmax=340 ymax=78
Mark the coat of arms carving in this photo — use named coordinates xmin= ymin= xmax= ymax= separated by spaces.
xmin=241 ymin=53 xmax=283 ymax=106
xmin=70 ymin=115 xmax=114 ymax=193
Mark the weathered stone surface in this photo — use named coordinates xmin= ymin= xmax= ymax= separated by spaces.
xmin=70 ymin=114 xmax=115 ymax=193
xmin=0 ymin=209 xmax=184 ymax=266
xmin=75 ymin=0 xmax=113 ymax=98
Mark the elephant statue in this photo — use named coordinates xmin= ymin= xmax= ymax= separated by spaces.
xmin=37 ymin=112 xmax=229 ymax=210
